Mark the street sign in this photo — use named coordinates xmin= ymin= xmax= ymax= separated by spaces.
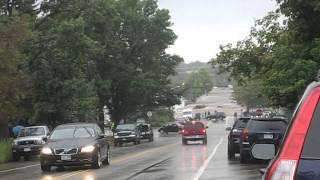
xmin=147 ymin=111 xmax=152 ymax=117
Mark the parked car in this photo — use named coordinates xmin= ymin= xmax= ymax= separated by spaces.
xmin=40 ymin=123 xmax=110 ymax=171
xmin=113 ymin=124 xmax=141 ymax=146
xmin=227 ymin=117 xmax=250 ymax=159
xmin=263 ymin=82 xmax=320 ymax=180
xmin=12 ymin=126 xmax=50 ymax=161
xmin=181 ymin=121 xmax=208 ymax=145
xmin=138 ymin=123 xmax=154 ymax=142
xmin=239 ymin=118 xmax=287 ymax=163
xmin=207 ymin=111 xmax=226 ymax=121
xmin=158 ymin=122 xmax=181 ymax=134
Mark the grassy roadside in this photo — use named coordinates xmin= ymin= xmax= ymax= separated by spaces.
xmin=0 ymin=139 xmax=12 ymax=163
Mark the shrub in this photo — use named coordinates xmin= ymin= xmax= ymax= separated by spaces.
xmin=0 ymin=139 xmax=12 ymax=163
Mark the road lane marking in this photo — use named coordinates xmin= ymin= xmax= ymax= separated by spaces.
xmin=0 ymin=164 xmax=39 ymax=173
xmin=192 ymin=137 xmax=224 ymax=180
xmin=54 ymin=142 xmax=180 ymax=180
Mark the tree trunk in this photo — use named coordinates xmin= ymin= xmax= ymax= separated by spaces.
xmin=0 ymin=113 xmax=9 ymax=139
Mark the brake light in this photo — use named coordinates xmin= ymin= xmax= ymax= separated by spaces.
xmin=201 ymin=128 xmax=206 ymax=133
xmin=182 ymin=129 xmax=185 ymax=133
xmin=242 ymin=128 xmax=248 ymax=140
xmin=265 ymin=87 xmax=320 ymax=180
xmin=192 ymin=121 xmax=196 ymax=124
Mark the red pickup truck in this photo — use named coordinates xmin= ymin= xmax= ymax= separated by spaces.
xmin=181 ymin=121 xmax=208 ymax=145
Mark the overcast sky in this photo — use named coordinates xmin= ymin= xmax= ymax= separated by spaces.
xmin=158 ymin=0 xmax=277 ymax=63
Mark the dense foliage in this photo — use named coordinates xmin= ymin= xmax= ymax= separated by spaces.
xmin=211 ymin=1 xmax=320 ymax=110
xmin=0 ymin=0 xmax=182 ymax=137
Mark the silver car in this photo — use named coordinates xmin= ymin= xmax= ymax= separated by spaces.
xmin=12 ymin=126 xmax=50 ymax=161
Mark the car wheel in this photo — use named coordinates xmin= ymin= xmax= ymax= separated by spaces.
xmin=40 ymin=160 xmax=51 ymax=172
xmin=182 ymin=139 xmax=188 ymax=145
xmin=102 ymin=148 xmax=110 ymax=165
xmin=240 ymin=150 xmax=248 ymax=163
xmin=114 ymin=141 xmax=118 ymax=147
xmin=203 ymin=138 xmax=207 ymax=145
xmin=149 ymin=135 xmax=154 ymax=142
xmin=137 ymin=139 xmax=141 ymax=144
xmin=159 ymin=129 xmax=165 ymax=135
xmin=228 ymin=144 xmax=235 ymax=159
xmin=12 ymin=153 xmax=20 ymax=161
xmin=134 ymin=140 xmax=137 ymax=145
xmin=92 ymin=150 xmax=102 ymax=169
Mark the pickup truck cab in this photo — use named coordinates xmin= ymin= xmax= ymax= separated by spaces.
xmin=12 ymin=126 xmax=50 ymax=161
xmin=181 ymin=121 xmax=208 ymax=145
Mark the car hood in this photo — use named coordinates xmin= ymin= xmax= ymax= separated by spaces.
xmin=46 ymin=138 xmax=96 ymax=149
xmin=15 ymin=136 xmax=44 ymax=141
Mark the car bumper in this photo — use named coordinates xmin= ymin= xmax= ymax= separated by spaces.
xmin=140 ymin=133 xmax=152 ymax=139
xmin=12 ymin=145 xmax=43 ymax=155
xmin=183 ymin=135 xmax=206 ymax=141
xmin=41 ymin=153 xmax=94 ymax=166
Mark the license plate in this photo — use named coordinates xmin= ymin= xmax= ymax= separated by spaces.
xmin=61 ymin=155 xmax=71 ymax=161
xmin=24 ymin=148 xmax=31 ymax=152
xmin=264 ymin=134 xmax=273 ymax=139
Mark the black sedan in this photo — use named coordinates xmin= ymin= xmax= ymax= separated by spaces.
xmin=158 ymin=122 xmax=181 ymax=135
xmin=239 ymin=118 xmax=287 ymax=163
xmin=40 ymin=123 xmax=110 ymax=171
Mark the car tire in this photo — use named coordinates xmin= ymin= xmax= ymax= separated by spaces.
xmin=182 ymin=139 xmax=188 ymax=145
xmin=149 ymin=135 xmax=153 ymax=142
xmin=228 ymin=144 xmax=235 ymax=159
xmin=92 ymin=150 xmax=102 ymax=169
xmin=40 ymin=160 xmax=51 ymax=172
xmin=134 ymin=140 xmax=137 ymax=145
xmin=12 ymin=153 xmax=20 ymax=161
xmin=102 ymin=148 xmax=110 ymax=165
xmin=159 ymin=130 xmax=165 ymax=136
xmin=203 ymin=138 xmax=207 ymax=145
xmin=114 ymin=141 xmax=118 ymax=147
xmin=240 ymin=150 xmax=248 ymax=163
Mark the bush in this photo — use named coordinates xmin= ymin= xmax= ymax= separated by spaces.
xmin=0 ymin=139 xmax=12 ymax=163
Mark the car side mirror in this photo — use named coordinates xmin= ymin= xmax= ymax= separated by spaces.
xmin=206 ymin=126 xmax=209 ymax=129
xmin=225 ymin=127 xmax=232 ymax=131
xmin=42 ymin=137 xmax=48 ymax=142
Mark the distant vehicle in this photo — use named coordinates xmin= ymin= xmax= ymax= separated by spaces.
xmin=263 ymin=82 xmax=320 ymax=180
xmin=182 ymin=108 xmax=193 ymax=118
xmin=239 ymin=118 xmax=287 ymax=163
xmin=158 ymin=122 xmax=181 ymax=135
xmin=207 ymin=111 xmax=226 ymax=121
xmin=181 ymin=121 xmax=208 ymax=145
xmin=12 ymin=126 xmax=50 ymax=161
xmin=227 ymin=117 xmax=250 ymax=159
xmin=138 ymin=123 xmax=154 ymax=142
xmin=114 ymin=124 xmax=141 ymax=146
xmin=40 ymin=123 xmax=110 ymax=171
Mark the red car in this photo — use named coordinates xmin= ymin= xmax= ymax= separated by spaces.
xmin=181 ymin=121 xmax=208 ymax=145
xmin=264 ymin=82 xmax=320 ymax=180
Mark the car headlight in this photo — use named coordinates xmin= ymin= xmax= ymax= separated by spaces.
xmin=114 ymin=135 xmax=119 ymax=138
xmin=36 ymin=140 xmax=46 ymax=145
xmin=12 ymin=140 xmax=18 ymax=146
xmin=41 ymin=147 xmax=52 ymax=155
xmin=81 ymin=145 xmax=95 ymax=153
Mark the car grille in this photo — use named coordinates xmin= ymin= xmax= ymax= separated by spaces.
xmin=18 ymin=140 xmax=36 ymax=145
xmin=118 ymin=132 xmax=131 ymax=136
xmin=54 ymin=148 xmax=78 ymax=155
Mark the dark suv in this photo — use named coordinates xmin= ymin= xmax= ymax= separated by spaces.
xmin=138 ymin=123 xmax=154 ymax=142
xmin=239 ymin=118 xmax=287 ymax=163
xmin=114 ymin=124 xmax=141 ymax=146
xmin=181 ymin=121 xmax=208 ymax=145
xmin=264 ymin=82 xmax=320 ymax=180
xmin=227 ymin=117 xmax=250 ymax=159
xmin=158 ymin=122 xmax=181 ymax=135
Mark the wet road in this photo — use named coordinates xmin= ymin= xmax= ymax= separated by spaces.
xmin=0 ymin=88 xmax=269 ymax=180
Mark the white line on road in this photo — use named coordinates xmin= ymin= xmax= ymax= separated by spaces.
xmin=0 ymin=164 xmax=39 ymax=173
xmin=192 ymin=137 xmax=224 ymax=180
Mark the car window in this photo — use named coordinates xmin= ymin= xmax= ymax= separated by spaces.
xmin=50 ymin=127 xmax=95 ymax=139
xmin=234 ymin=119 xmax=249 ymax=129
xmin=18 ymin=127 xmax=46 ymax=137
xmin=301 ymin=100 xmax=320 ymax=159
xmin=247 ymin=120 xmax=287 ymax=131
xmin=184 ymin=122 xmax=204 ymax=129
xmin=116 ymin=124 xmax=135 ymax=130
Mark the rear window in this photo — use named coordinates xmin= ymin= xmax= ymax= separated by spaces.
xmin=301 ymin=101 xmax=320 ymax=159
xmin=184 ymin=122 xmax=204 ymax=129
xmin=234 ymin=119 xmax=250 ymax=129
xmin=247 ymin=120 xmax=287 ymax=131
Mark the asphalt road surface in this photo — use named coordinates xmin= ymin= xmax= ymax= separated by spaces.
xmin=0 ymin=88 xmax=268 ymax=180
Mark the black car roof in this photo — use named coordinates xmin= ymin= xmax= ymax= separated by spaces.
xmin=56 ymin=123 xmax=98 ymax=128
xmin=250 ymin=117 xmax=287 ymax=122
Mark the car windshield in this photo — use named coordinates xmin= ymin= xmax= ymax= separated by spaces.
xmin=234 ymin=119 xmax=250 ymax=129
xmin=248 ymin=120 xmax=287 ymax=131
xmin=184 ymin=122 xmax=204 ymax=129
xmin=116 ymin=124 xmax=135 ymax=131
xmin=18 ymin=127 xmax=45 ymax=137
xmin=50 ymin=127 xmax=95 ymax=140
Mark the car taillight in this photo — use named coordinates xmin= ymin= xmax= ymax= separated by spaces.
xmin=264 ymin=87 xmax=320 ymax=180
xmin=201 ymin=129 xmax=206 ymax=133
xmin=182 ymin=129 xmax=185 ymax=133
xmin=242 ymin=128 xmax=248 ymax=140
